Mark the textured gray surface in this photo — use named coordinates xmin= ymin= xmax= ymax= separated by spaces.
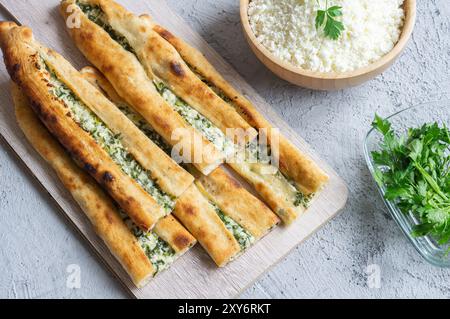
xmin=0 ymin=0 xmax=449 ymax=299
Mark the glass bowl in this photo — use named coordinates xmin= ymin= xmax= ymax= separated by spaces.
xmin=364 ymin=98 xmax=450 ymax=267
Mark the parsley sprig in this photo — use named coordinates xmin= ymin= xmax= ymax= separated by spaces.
xmin=315 ymin=0 xmax=344 ymax=40
xmin=371 ymin=115 xmax=450 ymax=246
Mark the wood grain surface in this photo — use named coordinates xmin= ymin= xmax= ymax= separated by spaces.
xmin=0 ymin=0 xmax=348 ymax=298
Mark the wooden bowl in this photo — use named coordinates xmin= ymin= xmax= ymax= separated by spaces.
xmin=240 ymin=0 xmax=416 ymax=90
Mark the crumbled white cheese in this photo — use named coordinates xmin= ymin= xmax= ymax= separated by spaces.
xmin=248 ymin=0 xmax=405 ymax=73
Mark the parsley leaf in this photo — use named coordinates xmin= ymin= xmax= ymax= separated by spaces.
xmin=327 ymin=5 xmax=343 ymax=17
xmin=371 ymin=115 xmax=450 ymax=247
xmin=315 ymin=10 xmax=326 ymax=30
xmin=373 ymin=114 xmax=392 ymax=135
xmin=315 ymin=1 xmax=345 ymax=40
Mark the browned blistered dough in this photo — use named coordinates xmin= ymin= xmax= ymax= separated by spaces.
xmin=79 ymin=66 xmax=280 ymax=264
xmin=174 ymin=184 xmax=241 ymax=267
xmin=0 ymin=22 xmax=182 ymax=231
xmin=60 ymin=0 xmax=225 ymax=175
xmin=195 ymin=167 xmax=280 ymax=239
xmin=12 ymin=83 xmax=196 ymax=287
xmin=151 ymin=23 xmax=329 ymax=195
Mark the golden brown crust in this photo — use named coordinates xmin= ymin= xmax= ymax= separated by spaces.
xmin=12 ymin=83 xmax=155 ymax=287
xmin=173 ymin=184 xmax=240 ymax=267
xmin=78 ymin=69 xmax=269 ymax=260
xmin=277 ymin=137 xmax=329 ymax=194
xmin=0 ymin=22 xmax=163 ymax=231
xmin=151 ymin=24 xmax=329 ymax=194
xmin=80 ymin=66 xmax=126 ymax=105
xmin=81 ymin=66 xmax=242 ymax=263
xmin=79 ymin=67 xmax=197 ymax=254
xmin=153 ymin=214 xmax=196 ymax=254
xmin=116 ymin=11 xmax=257 ymax=145
xmin=196 ymin=167 xmax=280 ymax=238
xmin=228 ymin=162 xmax=302 ymax=225
xmin=42 ymin=49 xmax=194 ymax=199
xmin=60 ymin=0 xmax=224 ymax=175
xmin=13 ymin=83 xmax=197 ymax=285
xmin=72 ymin=0 xmax=256 ymax=146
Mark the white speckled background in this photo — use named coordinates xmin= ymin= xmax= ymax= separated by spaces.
xmin=0 ymin=0 xmax=449 ymax=299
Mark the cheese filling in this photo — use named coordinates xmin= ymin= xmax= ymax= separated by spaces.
xmin=120 ymin=211 xmax=176 ymax=275
xmin=211 ymin=202 xmax=255 ymax=251
xmin=76 ymin=1 xmax=135 ymax=54
xmin=116 ymin=102 xmax=172 ymax=155
xmin=245 ymin=140 xmax=314 ymax=209
xmin=111 ymin=99 xmax=255 ymax=251
xmin=185 ymin=65 xmax=314 ymax=209
xmin=247 ymin=0 xmax=405 ymax=73
xmin=77 ymin=2 xmax=235 ymax=158
xmin=43 ymin=61 xmax=175 ymax=213
xmin=153 ymin=82 xmax=236 ymax=158
xmin=77 ymin=1 xmax=312 ymax=211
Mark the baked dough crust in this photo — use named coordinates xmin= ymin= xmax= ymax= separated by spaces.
xmin=80 ymin=67 xmax=278 ymax=263
xmin=66 ymin=0 xmax=257 ymax=146
xmin=13 ymin=83 xmax=196 ymax=286
xmin=174 ymin=184 xmax=241 ymax=267
xmin=43 ymin=42 xmax=194 ymax=199
xmin=195 ymin=167 xmax=280 ymax=239
xmin=80 ymin=66 xmax=126 ymax=106
xmin=0 ymin=22 xmax=169 ymax=231
xmin=91 ymin=0 xmax=257 ymax=146
xmin=228 ymin=162 xmax=303 ymax=224
xmin=151 ymin=23 xmax=329 ymax=195
xmin=13 ymin=82 xmax=154 ymax=287
xmin=60 ymin=0 xmax=224 ymax=175
xmin=152 ymin=214 xmax=196 ymax=255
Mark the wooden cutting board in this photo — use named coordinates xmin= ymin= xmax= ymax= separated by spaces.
xmin=0 ymin=0 xmax=348 ymax=298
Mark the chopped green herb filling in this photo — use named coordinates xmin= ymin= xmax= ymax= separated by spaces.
xmin=177 ymin=67 xmax=315 ymax=209
xmin=76 ymin=1 xmax=136 ymax=54
xmin=43 ymin=60 xmax=174 ymax=212
xmin=202 ymin=79 xmax=233 ymax=103
xmin=153 ymin=81 xmax=235 ymax=157
xmin=187 ymin=64 xmax=233 ymax=103
xmin=116 ymin=102 xmax=172 ymax=155
xmin=246 ymin=141 xmax=312 ymax=209
xmin=120 ymin=212 xmax=176 ymax=275
xmin=211 ymin=202 xmax=255 ymax=250
xmin=245 ymin=140 xmax=272 ymax=164
xmin=294 ymin=191 xmax=314 ymax=208
xmin=276 ymin=170 xmax=313 ymax=208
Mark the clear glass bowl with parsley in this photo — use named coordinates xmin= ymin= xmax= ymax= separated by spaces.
xmin=364 ymin=98 xmax=450 ymax=267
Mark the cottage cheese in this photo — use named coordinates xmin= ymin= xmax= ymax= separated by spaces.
xmin=248 ymin=0 xmax=405 ymax=73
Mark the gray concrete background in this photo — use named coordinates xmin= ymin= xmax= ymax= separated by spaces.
xmin=0 ymin=0 xmax=449 ymax=298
